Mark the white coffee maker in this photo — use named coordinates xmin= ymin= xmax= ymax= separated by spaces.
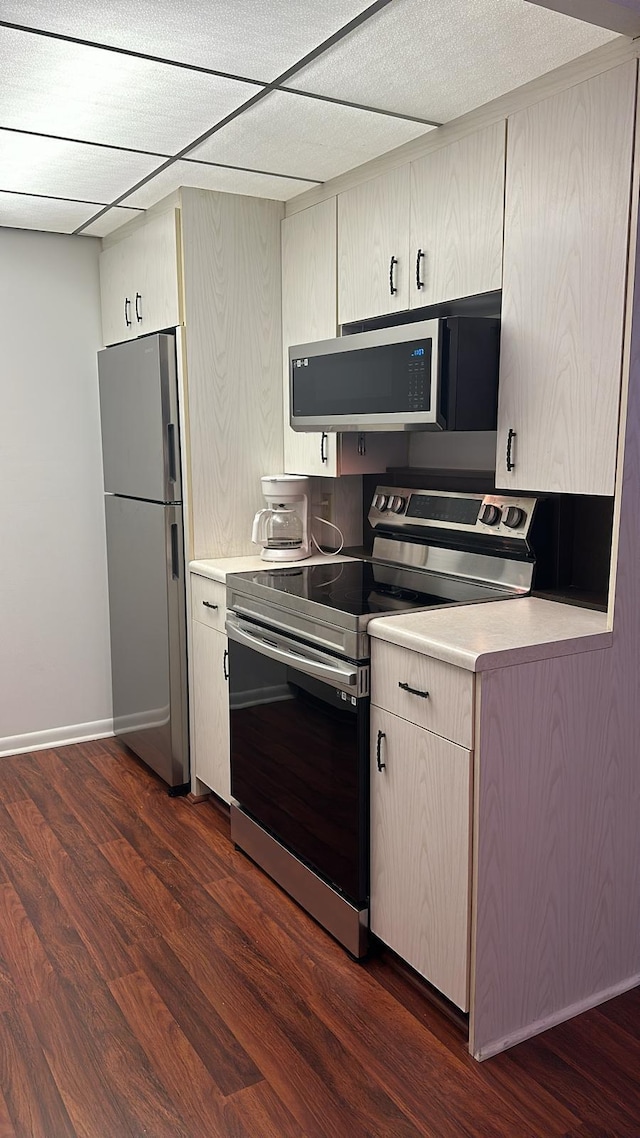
xmin=251 ymin=475 xmax=311 ymax=561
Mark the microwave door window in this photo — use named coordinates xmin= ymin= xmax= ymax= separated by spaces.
xmin=292 ymin=339 xmax=433 ymax=417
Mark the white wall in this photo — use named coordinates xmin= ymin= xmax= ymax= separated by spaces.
xmin=0 ymin=228 xmax=112 ymax=754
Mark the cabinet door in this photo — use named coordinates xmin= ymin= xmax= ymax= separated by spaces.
xmin=282 ymin=199 xmax=339 ymax=477
xmin=370 ymin=707 xmax=472 ymax=1011
xmin=129 ymin=209 xmax=181 ymax=337
xmin=191 ymin=619 xmax=230 ymax=802
xmin=338 ymin=166 xmax=410 ymax=324
xmin=410 ymin=122 xmax=505 ymax=309
xmin=496 ymin=61 xmax=636 ymax=495
xmin=99 ymin=234 xmax=137 ymax=346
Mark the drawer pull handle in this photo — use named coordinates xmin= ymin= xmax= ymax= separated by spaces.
xmin=398 ymin=681 xmax=429 ymax=699
xmin=376 ymin=729 xmax=386 ymax=772
xmin=202 ymin=601 xmax=218 ymax=610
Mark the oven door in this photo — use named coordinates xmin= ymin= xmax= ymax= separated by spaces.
xmin=226 ymin=613 xmax=369 ymax=907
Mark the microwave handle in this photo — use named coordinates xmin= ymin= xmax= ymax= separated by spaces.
xmin=226 ymin=615 xmax=358 ymax=689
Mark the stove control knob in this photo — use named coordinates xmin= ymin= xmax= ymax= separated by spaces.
xmin=503 ymin=505 xmax=526 ymax=529
xmin=390 ymin=496 xmax=406 ymax=513
xmin=479 ymin=503 xmax=501 ymax=526
xmin=374 ymin=494 xmax=387 ymax=511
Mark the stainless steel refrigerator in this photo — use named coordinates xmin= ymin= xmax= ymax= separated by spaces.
xmin=98 ymin=333 xmax=189 ymax=792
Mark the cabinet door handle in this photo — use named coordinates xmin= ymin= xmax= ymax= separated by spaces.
xmin=506 ymin=428 xmax=516 ymax=472
xmin=398 ymin=681 xmax=429 ymax=699
xmin=389 ymin=256 xmax=398 ymax=296
xmin=376 ymin=729 xmax=386 ymax=772
xmin=416 ymin=248 xmax=425 ymax=290
xmin=135 ymin=292 xmax=142 ymax=323
xmin=320 ymin=432 xmax=328 ymax=464
xmin=357 ymin=433 xmax=366 ymax=457
xmin=223 ymin=649 xmax=229 ymax=681
xmin=124 ymin=297 xmax=132 ymax=327
xmin=202 ymin=600 xmax=218 ymax=610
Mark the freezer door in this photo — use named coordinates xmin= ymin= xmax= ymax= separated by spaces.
xmin=98 ymin=334 xmax=181 ymax=503
xmin=105 ymin=494 xmax=189 ymax=788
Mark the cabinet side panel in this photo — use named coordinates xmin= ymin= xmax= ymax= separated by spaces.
xmin=470 ymin=646 xmax=639 ymax=1057
xmin=181 ymin=189 xmax=284 ymax=559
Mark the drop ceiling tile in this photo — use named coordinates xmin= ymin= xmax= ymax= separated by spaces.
xmin=120 ymin=160 xmax=320 ymax=209
xmin=0 ymin=27 xmax=258 ymax=155
xmin=0 ymin=130 xmax=160 ymax=202
xmin=291 ymin=0 xmax=619 ymax=122
xmin=79 ymin=207 xmax=145 ymax=237
xmin=2 ymin=0 xmax=373 ymax=81
xmin=0 ymin=191 xmax=104 ymax=233
xmin=189 ymin=91 xmax=434 ymax=183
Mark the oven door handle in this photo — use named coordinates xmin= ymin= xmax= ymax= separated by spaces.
xmin=226 ymin=616 xmax=358 ymax=689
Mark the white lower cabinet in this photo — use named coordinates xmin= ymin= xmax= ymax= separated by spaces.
xmin=189 ymin=578 xmax=228 ymax=801
xmin=369 ymin=704 xmax=472 ymax=1011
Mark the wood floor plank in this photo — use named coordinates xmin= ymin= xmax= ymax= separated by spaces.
xmin=128 ymin=934 xmax=263 ymax=1097
xmin=99 ymin=836 xmax=190 ymax=934
xmin=109 ymin=969 xmax=228 ymax=1135
xmin=6 ymin=798 xmax=135 ymax=980
xmin=35 ymin=748 xmax=122 ymax=845
xmin=0 ymin=1004 xmax=76 ymax=1138
xmin=0 ymin=1090 xmax=16 ymax=1138
xmin=222 ymin=1080 xmax=312 ymax=1138
xmin=12 ymin=761 xmax=156 ymax=948
xmin=0 ymin=881 xmax=55 ymax=1004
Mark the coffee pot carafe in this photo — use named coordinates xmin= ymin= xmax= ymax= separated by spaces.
xmin=251 ymin=475 xmax=311 ymax=562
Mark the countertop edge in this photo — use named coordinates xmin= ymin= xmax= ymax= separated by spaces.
xmin=368 ymin=620 xmax=613 ymax=672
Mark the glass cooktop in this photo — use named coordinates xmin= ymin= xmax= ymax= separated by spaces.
xmin=229 ymin=559 xmax=506 ymax=620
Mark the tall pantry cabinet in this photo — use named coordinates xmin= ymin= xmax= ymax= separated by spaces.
xmin=98 ymin=187 xmax=285 ymax=559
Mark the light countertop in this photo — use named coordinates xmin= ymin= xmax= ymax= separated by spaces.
xmin=368 ymin=596 xmax=612 ymax=672
xmin=189 ymin=552 xmax=356 ymax=582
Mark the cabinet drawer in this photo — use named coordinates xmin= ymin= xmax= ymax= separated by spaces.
xmin=371 ymin=639 xmax=474 ymax=748
xmin=191 ymin=574 xmax=226 ymax=632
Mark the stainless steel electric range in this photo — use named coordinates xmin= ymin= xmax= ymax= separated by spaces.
xmin=225 ymin=486 xmax=538 ymax=957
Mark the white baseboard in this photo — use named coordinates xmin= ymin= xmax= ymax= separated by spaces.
xmin=473 ymin=970 xmax=640 ymax=1060
xmin=0 ymin=719 xmax=114 ymax=758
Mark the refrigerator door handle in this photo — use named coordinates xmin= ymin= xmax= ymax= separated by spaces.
xmin=167 ymin=423 xmax=177 ymax=483
xmin=170 ymin=523 xmax=180 ymax=579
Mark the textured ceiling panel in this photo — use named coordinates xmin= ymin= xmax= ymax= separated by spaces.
xmin=292 ymin=0 xmax=619 ymax=121
xmin=1 ymin=0 xmax=373 ymax=81
xmin=78 ymin=207 xmax=145 ymax=237
xmin=0 ymin=131 xmax=160 ymax=201
xmin=0 ymin=191 xmax=106 ymax=233
xmin=0 ymin=27 xmax=257 ymax=154
xmin=190 ymin=90 xmax=433 ymax=182
xmin=120 ymin=160 xmax=321 ymax=209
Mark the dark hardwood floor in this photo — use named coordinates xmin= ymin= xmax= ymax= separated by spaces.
xmin=0 ymin=739 xmax=639 ymax=1137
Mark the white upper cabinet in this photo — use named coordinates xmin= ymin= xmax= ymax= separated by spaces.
xmin=496 ymin=61 xmax=636 ymax=495
xmin=99 ymin=208 xmax=181 ymax=346
xmin=282 ymin=198 xmax=340 ymax=477
xmin=409 ymin=122 xmax=505 ymax=309
xmin=338 ymin=166 xmax=411 ymax=325
xmin=282 ymin=198 xmax=409 ymax=476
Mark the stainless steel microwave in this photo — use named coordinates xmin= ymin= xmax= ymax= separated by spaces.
xmin=289 ymin=316 xmax=500 ymax=432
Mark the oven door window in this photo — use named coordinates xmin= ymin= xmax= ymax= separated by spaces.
xmin=228 ymin=639 xmax=368 ymax=907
